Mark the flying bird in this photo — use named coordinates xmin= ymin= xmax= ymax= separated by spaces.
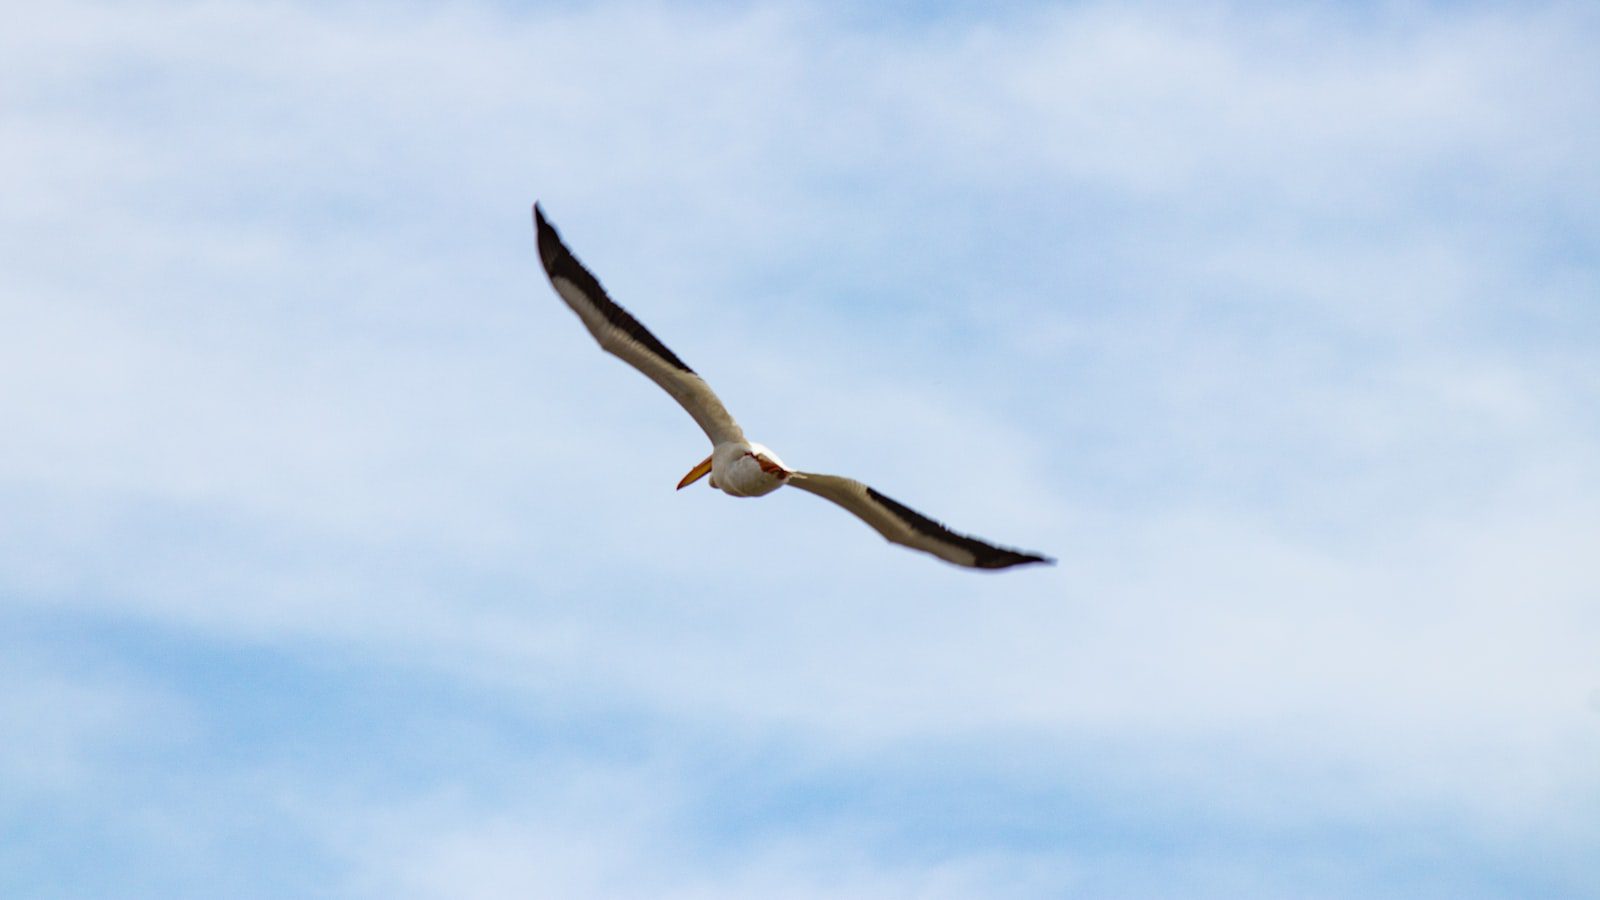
xmin=532 ymin=204 xmax=1052 ymax=570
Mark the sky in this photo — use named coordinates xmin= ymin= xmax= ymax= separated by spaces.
xmin=3 ymin=0 xmax=1599 ymax=896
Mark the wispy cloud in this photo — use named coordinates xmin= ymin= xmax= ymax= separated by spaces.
xmin=3 ymin=1 xmax=1598 ymax=896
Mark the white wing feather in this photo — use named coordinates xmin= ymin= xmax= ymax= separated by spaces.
xmin=787 ymin=472 xmax=1053 ymax=570
xmin=535 ymin=206 xmax=745 ymax=447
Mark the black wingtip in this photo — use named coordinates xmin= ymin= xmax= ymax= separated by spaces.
xmin=528 ymin=204 xmax=699 ymax=374
xmin=532 ymin=202 xmax=561 ymax=269
xmin=975 ymin=550 xmax=1056 ymax=570
xmin=863 ymin=486 xmax=1054 ymax=571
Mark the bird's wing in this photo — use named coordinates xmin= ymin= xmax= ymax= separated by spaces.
xmin=533 ymin=204 xmax=746 ymax=446
xmin=786 ymin=472 xmax=1053 ymax=570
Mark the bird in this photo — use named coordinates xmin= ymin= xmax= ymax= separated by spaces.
xmin=532 ymin=204 xmax=1053 ymax=570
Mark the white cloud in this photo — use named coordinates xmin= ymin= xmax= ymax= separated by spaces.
xmin=307 ymin=762 xmax=1074 ymax=900
xmin=2 ymin=0 xmax=1599 ymax=894
xmin=0 ymin=665 xmax=189 ymax=796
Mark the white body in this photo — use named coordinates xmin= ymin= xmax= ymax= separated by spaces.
xmin=707 ymin=441 xmax=790 ymax=497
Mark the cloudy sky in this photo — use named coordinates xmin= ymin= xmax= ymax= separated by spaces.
xmin=4 ymin=0 xmax=1598 ymax=896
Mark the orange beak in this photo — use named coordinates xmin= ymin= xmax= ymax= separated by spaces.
xmin=676 ymin=454 xmax=714 ymax=490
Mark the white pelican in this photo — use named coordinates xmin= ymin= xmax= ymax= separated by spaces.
xmin=533 ymin=204 xmax=1053 ymax=570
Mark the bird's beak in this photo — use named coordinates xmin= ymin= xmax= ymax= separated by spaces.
xmin=676 ymin=454 xmax=714 ymax=491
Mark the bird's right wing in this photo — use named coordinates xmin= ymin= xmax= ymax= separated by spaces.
xmin=533 ymin=204 xmax=746 ymax=447
xmin=787 ymin=472 xmax=1053 ymax=570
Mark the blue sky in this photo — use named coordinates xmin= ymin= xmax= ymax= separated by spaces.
xmin=3 ymin=0 xmax=1598 ymax=896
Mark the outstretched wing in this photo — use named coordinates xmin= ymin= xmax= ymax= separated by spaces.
xmin=787 ymin=472 xmax=1053 ymax=570
xmin=533 ymin=204 xmax=745 ymax=446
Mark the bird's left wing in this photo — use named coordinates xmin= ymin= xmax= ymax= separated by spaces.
xmin=787 ymin=472 xmax=1053 ymax=570
xmin=533 ymin=204 xmax=745 ymax=447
